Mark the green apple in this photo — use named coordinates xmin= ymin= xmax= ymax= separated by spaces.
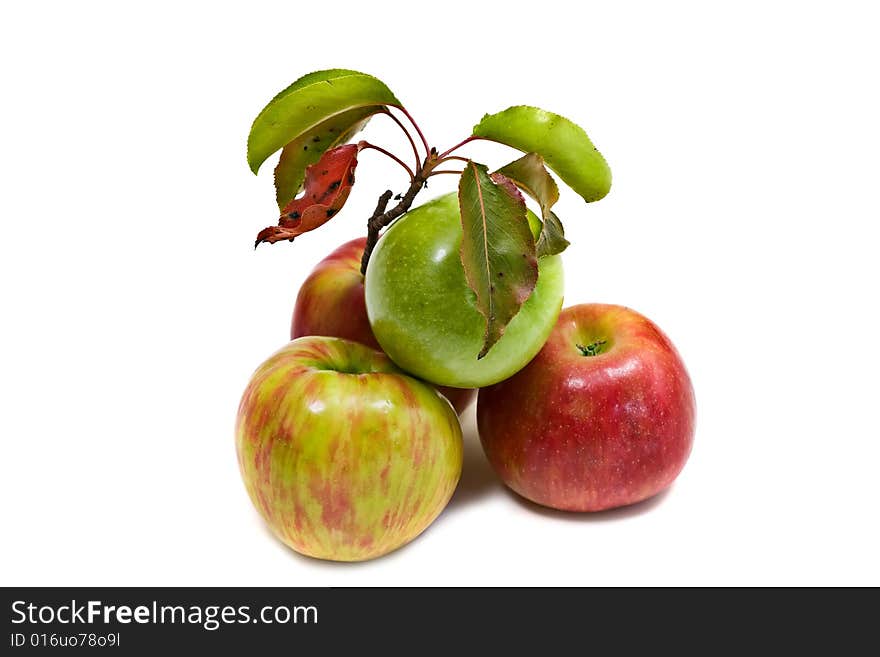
xmin=365 ymin=192 xmax=564 ymax=388
xmin=290 ymin=236 xmax=476 ymax=415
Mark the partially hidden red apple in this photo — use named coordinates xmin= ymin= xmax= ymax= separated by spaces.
xmin=292 ymin=237 xmax=476 ymax=415
xmin=477 ymin=303 xmax=695 ymax=512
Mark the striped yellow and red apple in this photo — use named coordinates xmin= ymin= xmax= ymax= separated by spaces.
xmin=235 ymin=337 xmax=462 ymax=561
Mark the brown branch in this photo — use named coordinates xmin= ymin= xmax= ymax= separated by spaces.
xmin=360 ymin=172 xmax=428 ymax=275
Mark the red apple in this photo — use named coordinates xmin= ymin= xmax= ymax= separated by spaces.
xmin=292 ymin=237 xmax=476 ymax=415
xmin=477 ymin=303 xmax=695 ymax=511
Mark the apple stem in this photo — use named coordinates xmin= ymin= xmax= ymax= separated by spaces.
xmin=397 ymin=106 xmax=431 ymax=160
xmin=359 ymin=141 xmax=415 ymax=180
xmin=437 ymin=136 xmax=481 ymax=159
xmin=381 ymin=109 xmax=422 ymax=172
xmin=358 ymin=108 xmax=484 ymax=274
xmin=576 ymin=340 xmax=607 ymax=357
xmin=359 ymin=168 xmax=430 ymax=275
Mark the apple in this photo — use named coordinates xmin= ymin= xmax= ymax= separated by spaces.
xmin=292 ymin=237 xmax=476 ymax=414
xmin=235 ymin=336 xmax=463 ymax=561
xmin=365 ymin=193 xmax=565 ymax=388
xmin=477 ymin=304 xmax=695 ymax=511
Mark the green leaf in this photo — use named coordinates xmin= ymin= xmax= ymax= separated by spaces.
xmin=538 ymin=211 xmax=568 ymax=258
xmin=247 ymin=69 xmax=400 ymax=175
xmin=458 ymin=162 xmax=538 ymax=359
xmin=497 ymin=153 xmax=570 ymax=257
xmin=273 ymin=107 xmax=374 ymax=209
xmin=473 ymin=105 xmax=611 ymax=202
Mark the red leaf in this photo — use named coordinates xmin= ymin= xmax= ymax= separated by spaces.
xmin=255 ymin=144 xmax=359 ymax=247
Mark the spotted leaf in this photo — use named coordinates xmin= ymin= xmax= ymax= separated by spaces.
xmin=255 ymin=144 xmax=359 ymax=247
xmin=458 ymin=162 xmax=538 ymax=359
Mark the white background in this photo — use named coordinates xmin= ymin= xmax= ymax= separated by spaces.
xmin=2 ymin=1 xmax=878 ymax=586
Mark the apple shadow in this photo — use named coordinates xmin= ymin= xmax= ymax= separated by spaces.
xmin=446 ymin=407 xmax=504 ymax=512
xmin=505 ymin=486 xmax=673 ymax=522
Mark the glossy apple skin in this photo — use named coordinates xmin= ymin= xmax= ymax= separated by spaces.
xmin=235 ymin=336 xmax=463 ymax=561
xmin=478 ymin=304 xmax=695 ymax=511
xmin=365 ymin=193 xmax=565 ymax=388
xmin=291 ymin=237 xmax=475 ymax=414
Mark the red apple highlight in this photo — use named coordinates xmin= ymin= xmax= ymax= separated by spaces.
xmin=477 ymin=304 xmax=695 ymax=511
xmin=236 ymin=336 xmax=463 ymax=561
xmin=292 ymin=237 xmax=476 ymax=414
